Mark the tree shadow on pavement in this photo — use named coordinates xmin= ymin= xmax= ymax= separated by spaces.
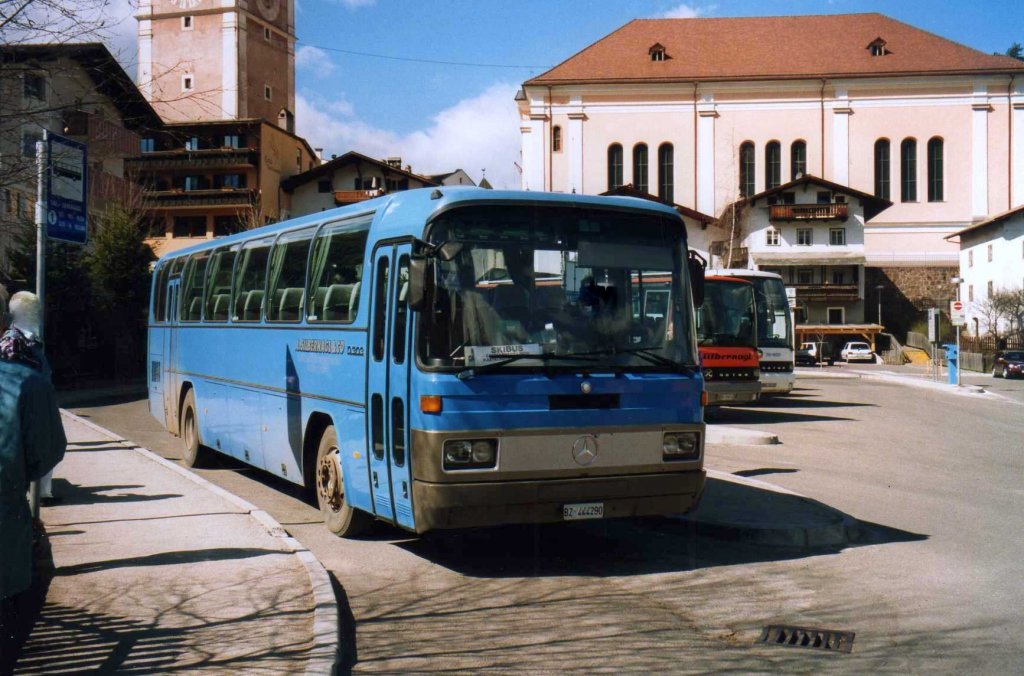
xmin=53 ymin=547 xmax=290 ymax=577
xmin=50 ymin=479 xmax=181 ymax=506
xmin=14 ymin=552 xmax=316 ymax=674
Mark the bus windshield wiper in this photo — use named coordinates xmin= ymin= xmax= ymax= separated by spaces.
xmin=455 ymin=352 xmax=601 ymax=380
xmin=587 ymin=346 xmax=699 ymax=375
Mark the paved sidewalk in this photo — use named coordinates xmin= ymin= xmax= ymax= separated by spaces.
xmin=13 ymin=413 xmax=326 ymax=674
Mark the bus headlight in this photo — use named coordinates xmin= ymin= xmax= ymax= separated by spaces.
xmin=443 ymin=439 xmax=497 ymax=470
xmin=663 ymin=432 xmax=700 ymax=461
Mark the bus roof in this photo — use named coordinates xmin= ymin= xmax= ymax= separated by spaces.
xmin=156 ymin=187 xmax=684 ymax=261
xmin=706 ymin=268 xmax=784 ymax=280
xmin=705 ymin=275 xmax=754 ymax=284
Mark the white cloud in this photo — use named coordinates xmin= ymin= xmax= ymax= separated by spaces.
xmin=658 ymin=3 xmax=716 ymax=19
xmin=296 ymin=81 xmax=522 ymax=189
xmin=296 ymin=45 xmax=336 ymax=76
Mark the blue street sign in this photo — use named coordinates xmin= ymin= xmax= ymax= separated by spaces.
xmin=45 ymin=132 xmax=88 ymax=244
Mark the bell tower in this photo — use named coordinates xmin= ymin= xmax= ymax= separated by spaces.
xmin=137 ymin=0 xmax=296 ymax=127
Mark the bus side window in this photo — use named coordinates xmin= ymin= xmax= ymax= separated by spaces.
xmin=204 ymin=245 xmax=238 ymax=322
xmin=393 ymin=255 xmax=409 ymax=363
xmin=307 ymin=220 xmax=370 ymax=323
xmin=372 ymin=257 xmax=389 ymax=361
xmin=153 ymin=263 xmax=170 ymax=323
xmin=233 ymin=238 xmax=273 ymax=322
xmin=180 ymin=252 xmax=210 ymax=322
xmin=266 ymin=228 xmax=314 ymax=322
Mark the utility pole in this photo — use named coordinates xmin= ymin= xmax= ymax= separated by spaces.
xmin=29 ymin=135 xmax=48 ymax=519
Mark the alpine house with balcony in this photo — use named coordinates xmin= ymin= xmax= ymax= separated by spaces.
xmin=736 ymin=174 xmax=892 ymax=344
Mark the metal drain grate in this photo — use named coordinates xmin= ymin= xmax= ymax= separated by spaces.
xmin=758 ymin=625 xmax=855 ymax=653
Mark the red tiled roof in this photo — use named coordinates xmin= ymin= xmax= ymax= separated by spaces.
xmin=945 ymin=204 xmax=1024 ymax=241
xmin=526 ymin=13 xmax=1024 ymax=85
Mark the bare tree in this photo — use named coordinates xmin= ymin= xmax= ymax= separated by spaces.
xmin=971 ymin=290 xmax=1022 ymax=340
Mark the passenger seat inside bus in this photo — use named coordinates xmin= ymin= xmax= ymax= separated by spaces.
xmin=323 ymin=283 xmax=353 ymax=321
xmin=234 ymin=291 xmax=249 ymax=320
xmin=279 ymin=288 xmax=304 ymax=321
xmin=211 ymin=294 xmax=231 ymax=321
xmin=244 ymin=290 xmax=264 ymax=320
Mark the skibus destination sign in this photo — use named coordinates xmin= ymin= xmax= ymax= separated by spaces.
xmin=46 ymin=133 xmax=88 ymax=244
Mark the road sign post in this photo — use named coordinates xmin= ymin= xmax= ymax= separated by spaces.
xmin=950 ymin=300 xmax=965 ymax=388
xmin=29 ymin=131 xmax=88 ymax=518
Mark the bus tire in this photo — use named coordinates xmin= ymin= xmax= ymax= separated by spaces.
xmin=180 ymin=389 xmax=212 ymax=468
xmin=315 ymin=425 xmax=371 ymax=538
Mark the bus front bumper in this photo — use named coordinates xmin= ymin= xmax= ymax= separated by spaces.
xmin=411 ymin=470 xmax=705 ymax=533
xmin=704 ymin=380 xmax=761 ymax=405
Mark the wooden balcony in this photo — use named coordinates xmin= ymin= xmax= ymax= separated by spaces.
xmin=147 ymin=188 xmax=256 ymax=209
xmin=794 ymin=283 xmax=860 ymax=301
xmin=126 ymin=148 xmax=258 ymax=171
xmin=769 ymin=203 xmax=849 ymax=222
xmin=334 ymin=189 xmax=384 ymax=205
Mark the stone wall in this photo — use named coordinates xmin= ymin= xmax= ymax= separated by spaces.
xmin=865 ymin=266 xmax=958 ymax=341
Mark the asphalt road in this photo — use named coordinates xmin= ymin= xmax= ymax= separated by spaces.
xmin=64 ymin=373 xmax=1023 ymax=673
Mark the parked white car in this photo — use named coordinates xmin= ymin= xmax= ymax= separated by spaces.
xmin=840 ymin=341 xmax=874 ymax=362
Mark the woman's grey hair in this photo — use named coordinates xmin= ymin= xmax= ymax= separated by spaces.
xmin=10 ymin=291 xmax=41 ymax=335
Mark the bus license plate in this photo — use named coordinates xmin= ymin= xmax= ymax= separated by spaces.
xmin=563 ymin=502 xmax=604 ymax=521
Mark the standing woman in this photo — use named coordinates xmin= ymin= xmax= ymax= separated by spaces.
xmin=0 ymin=285 xmax=66 ymax=669
xmin=1 ymin=292 xmax=55 ymax=500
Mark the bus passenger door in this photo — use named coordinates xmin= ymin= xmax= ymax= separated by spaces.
xmin=163 ymin=278 xmax=181 ymax=433
xmin=366 ymin=247 xmax=396 ymax=523
xmin=386 ymin=247 xmax=414 ymax=530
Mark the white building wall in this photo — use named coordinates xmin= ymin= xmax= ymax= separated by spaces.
xmin=960 ymin=212 xmax=1024 ymax=334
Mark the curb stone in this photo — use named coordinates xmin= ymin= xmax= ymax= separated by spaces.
xmin=60 ymin=410 xmax=341 ymax=676
xmin=670 ymin=469 xmax=857 ymax=548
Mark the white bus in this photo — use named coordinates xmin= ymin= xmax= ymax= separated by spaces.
xmin=707 ymin=269 xmax=794 ymax=395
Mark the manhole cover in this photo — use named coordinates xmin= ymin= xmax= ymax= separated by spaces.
xmin=758 ymin=624 xmax=855 ymax=653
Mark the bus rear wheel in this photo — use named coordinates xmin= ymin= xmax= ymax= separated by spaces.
xmin=180 ymin=389 xmax=212 ymax=468
xmin=316 ymin=425 xmax=371 ymax=537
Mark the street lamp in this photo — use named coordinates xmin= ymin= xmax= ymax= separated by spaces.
xmin=875 ymin=284 xmax=884 ymax=328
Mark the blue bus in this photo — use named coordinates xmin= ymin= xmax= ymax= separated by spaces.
xmin=148 ymin=188 xmax=707 ymax=536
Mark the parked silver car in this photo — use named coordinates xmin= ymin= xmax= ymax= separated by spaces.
xmin=841 ymin=341 xmax=874 ymax=362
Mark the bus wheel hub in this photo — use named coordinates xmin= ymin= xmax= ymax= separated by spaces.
xmin=318 ymin=448 xmax=343 ymax=511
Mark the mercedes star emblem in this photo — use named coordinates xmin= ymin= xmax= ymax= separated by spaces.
xmin=572 ymin=435 xmax=598 ymax=466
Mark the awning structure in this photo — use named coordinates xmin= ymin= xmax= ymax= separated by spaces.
xmin=752 ymin=251 xmax=866 ymax=266
xmin=796 ymin=323 xmax=885 ymax=351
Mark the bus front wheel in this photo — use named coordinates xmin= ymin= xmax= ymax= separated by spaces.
xmin=180 ymin=389 xmax=212 ymax=468
xmin=316 ymin=425 xmax=371 ymax=537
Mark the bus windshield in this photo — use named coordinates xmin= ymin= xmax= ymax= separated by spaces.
xmin=419 ymin=205 xmax=697 ymax=371
xmin=748 ymin=276 xmax=792 ymax=349
xmin=696 ymin=278 xmax=757 ymax=349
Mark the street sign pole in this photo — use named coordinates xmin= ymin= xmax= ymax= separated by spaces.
xmin=27 ymin=131 xmax=87 ymax=519
xmin=29 ymin=134 xmax=48 ymax=520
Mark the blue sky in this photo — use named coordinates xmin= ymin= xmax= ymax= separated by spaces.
xmin=102 ymin=1 xmax=1024 ymax=188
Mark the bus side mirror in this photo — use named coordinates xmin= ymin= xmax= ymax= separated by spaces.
xmin=408 ymin=257 xmax=428 ymax=311
xmin=688 ymin=253 xmax=705 ymax=308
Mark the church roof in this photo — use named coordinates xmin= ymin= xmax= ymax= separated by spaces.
xmin=526 ymin=13 xmax=1024 ymax=85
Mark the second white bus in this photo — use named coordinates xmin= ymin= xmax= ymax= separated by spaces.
xmin=707 ymin=269 xmax=794 ymax=395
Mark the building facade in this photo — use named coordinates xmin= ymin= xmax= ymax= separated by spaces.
xmin=738 ymin=176 xmax=890 ymax=340
xmin=518 ymin=13 xmax=1024 ymax=336
xmin=283 ymin=152 xmax=441 ymax=217
xmin=0 ymin=43 xmax=163 ymax=277
xmin=137 ymin=0 xmax=296 ymax=127
xmin=949 ymin=206 xmax=1024 ymax=336
xmin=130 ymin=118 xmax=316 ymax=257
